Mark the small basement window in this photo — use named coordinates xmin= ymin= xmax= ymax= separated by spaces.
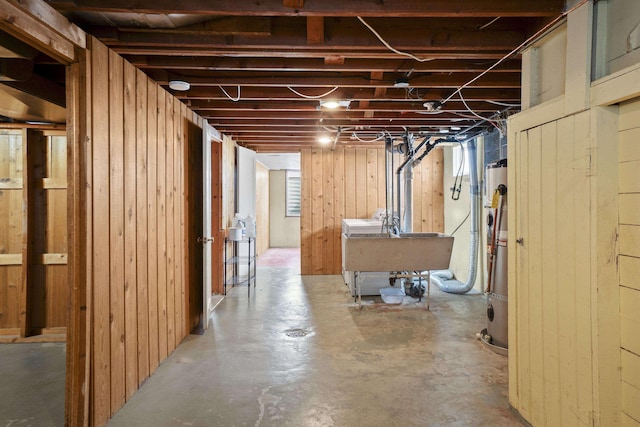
xmin=286 ymin=170 xmax=301 ymax=217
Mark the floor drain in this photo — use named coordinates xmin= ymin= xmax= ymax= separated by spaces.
xmin=284 ymin=328 xmax=310 ymax=338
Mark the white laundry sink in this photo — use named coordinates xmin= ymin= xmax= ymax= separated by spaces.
xmin=342 ymin=232 xmax=454 ymax=272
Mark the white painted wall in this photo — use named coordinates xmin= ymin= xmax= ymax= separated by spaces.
xmin=237 ymin=146 xmax=256 ymax=218
xmin=269 ymin=170 xmax=301 ymax=248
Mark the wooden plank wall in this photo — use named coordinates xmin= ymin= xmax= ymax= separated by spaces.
xmin=300 ymin=146 xmax=444 ymax=275
xmin=618 ymin=99 xmax=640 ymax=426
xmin=0 ymin=129 xmax=68 ymax=341
xmin=84 ymin=37 xmax=204 ymax=425
xmin=509 ymin=112 xmax=596 ymax=426
xmin=0 ymin=130 xmax=23 ymax=334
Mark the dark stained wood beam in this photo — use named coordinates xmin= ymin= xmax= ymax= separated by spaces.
xmin=173 ymin=87 xmax=521 ymax=101
xmin=125 ymin=56 xmax=521 ymax=73
xmin=120 ymin=17 xmax=272 ymax=36
xmin=85 ymin=18 xmax=529 ymax=52
xmin=48 ymin=0 xmax=564 ymax=17
xmin=184 ymin=99 xmax=507 ymax=113
xmin=151 ymin=71 xmax=521 ymax=88
xmin=307 ymin=16 xmax=323 ymax=45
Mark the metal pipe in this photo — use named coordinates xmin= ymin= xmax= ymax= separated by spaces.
xmin=394 ymin=135 xmax=430 ymax=232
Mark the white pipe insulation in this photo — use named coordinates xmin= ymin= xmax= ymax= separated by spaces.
xmin=431 ymin=139 xmax=480 ymax=294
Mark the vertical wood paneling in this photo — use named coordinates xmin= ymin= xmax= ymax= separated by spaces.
xmin=135 ymin=68 xmax=149 ymax=384
xmin=540 ymin=121 xmax=561 ymax=425
xmin=619 ymin=99 xmax=640 ymax=425
xmin=156 ymin=88 xmax=168 ymax=361
xmin=322 ymin=150 xmax=334 ymax=274
xmin=165 ymin=95 xmax=175 ymax=353
xmin=79 ymin=37 xmax=203 ymax=423
xmin=334 ymin=149 xmax=345 ymax=274
xmin=366 ymin=148 xmax=378 ymax=215
xmin=355 ymin=149 xmax=367 ymax=219
xmin=300 ymin=147 xmax=445 ymax=275
xmin=0 ymin=131 xmax=23 ymax=331
xmin=311 ymin=150 xmax=324 ymax=274
xmin=91 ymin=40 xmax=111 ymax=427
xmin=123 ymin=62 xmax=138 ymax=400
xmin=300 ymin=150 xmax=313 ymax=271
xmin=175 ymin=102 xmax=184 ymax=345
xmin=146 ymin=81 xmax=159 ymax=373
xmin=108 ymin=50 xmax=126 ymax=414
xmin=511 ymin=111 xmax=596 ymax=427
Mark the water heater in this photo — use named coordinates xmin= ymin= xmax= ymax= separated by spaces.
xmin=485 ymin=160 xmax=508 ymax=349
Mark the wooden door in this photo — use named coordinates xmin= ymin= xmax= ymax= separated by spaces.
xmin=186 ymin=121 xmax=204 ymax=333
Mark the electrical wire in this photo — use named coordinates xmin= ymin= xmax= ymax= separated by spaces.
xmin=357 ymin=16 xmax=433 ymax=63
xmin=451 ymin=142 xmax=465 ymax=200
xmin=350 ymin=132 xmax=385 ymax=143
xmin=485 ymin=100 xmax=521 ymax=107
xmin=450 ymin=210 xmax=471 ymax=236
xmin=478 ymin=17 xmax=501 ymax=30
xmin=219 ymin=85 xmax=241 ymax=101
xmin=441 ymin=0 xmax=589 ymax=104
xmin=287 ymin=86 xmax=339 ymax=99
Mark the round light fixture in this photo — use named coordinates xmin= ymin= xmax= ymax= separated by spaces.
xmin=318 ymin=135 xmax=332 ymax=145
xmin=393 ymin=78 xmax=410 ymax=88
xmin=169 ymin=80 xmax=190 ymax=91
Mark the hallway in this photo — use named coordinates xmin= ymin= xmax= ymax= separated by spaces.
xmin=107 ymin=263 xmax=519 ymax=426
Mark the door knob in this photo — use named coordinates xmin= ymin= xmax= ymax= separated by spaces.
xmin=197 ymin=237 xmax=214 ymax=243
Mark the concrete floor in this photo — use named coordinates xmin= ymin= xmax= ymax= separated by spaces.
xmin=0 ymin=342 xmax=66 ymax=426
xmin=107 ymin=263 xmax=521 ymax=427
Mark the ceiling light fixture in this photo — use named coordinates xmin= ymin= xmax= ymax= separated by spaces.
xmin=423 ymin=101 xmax=442 ymax=112
xmin=318 ymin=135 xmax=332 ymax=145
xmin=319 ymin=99 xmax=351 ymax=109
xmin=393 ymin=78 xmax=410 ymax=88
xmin=169 ymin=80 xmax=190 ymax=91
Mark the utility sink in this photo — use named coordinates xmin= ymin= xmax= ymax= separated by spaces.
xmin=342 ymin=232 xmax=454 ymax=272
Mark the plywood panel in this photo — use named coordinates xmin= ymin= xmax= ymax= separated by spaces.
xmin=165 ymin=94 xmax=175 ymax=354
xmin=333 ymin=148 xmax=345 ymax=274
xmin=355 ymin=149 xmax=368 ymax=219
xmin=620 ymin=287 xmax=640 ymax=356
xmin=621 ymin=382 xmax=640 ymax=423
xmin=123 ymin=61 xmax=138 ymax=400
xmin=620 ymin=225 xmax=640 ymax=258
xmin=91 ymin=39 xmax=111 ymax=426
xmin=146 ymin=81 xmax=159 ymax=374
xmin=619 ymin=128 xmax=640 ymax=162
xmin=620 ymin=256 xmax=640 ymax=291
xmin=300 ymin=150 xmax=312 ymax=273
xmin=619 ymin=194 xmax=640 ymax=225
xmin=322 ymin=150 xmax=334 ymax=274
xmin=108 ymin=50 xmax=126 ymax=415
xmin=135 ymin=68 xmax=150 ymax=385
xmin=156 ymin=88 xmax=168 ymax=362
xmin=540 ymin=121 xmax=561 ymax=426
xmin=619 ymin=161 xmax=640 ymax=193
xmin=621 ymin=349 xmax=640 ymax=390
xmin=310 ymin=149 xmax=324 ymax=274
xmin=0 ymin=131 xmax=23 ymax=331
xmin=527 ymin=125 xmax=544 ymax=426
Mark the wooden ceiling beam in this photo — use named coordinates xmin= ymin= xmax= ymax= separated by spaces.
xmin=174 ymin=87 xmax=521 ymax=101
xmin=151 ymin=71 xmax=521 ymax=88
xmin=86 ymin=21 xmax=528 ymax=52
xmin=127 ymin=56 xmax=521 ymax=73
xmin=185 ymin=100 xmax=507 ymax=112
xmin=48 ymin=0 xmax=564 ymax=17
xmin=203 ymin=110 xmax=484 ymax=119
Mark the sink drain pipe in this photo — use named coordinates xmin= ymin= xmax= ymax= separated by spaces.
xmin=431 ymin=139 xmax=480 ymax=294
